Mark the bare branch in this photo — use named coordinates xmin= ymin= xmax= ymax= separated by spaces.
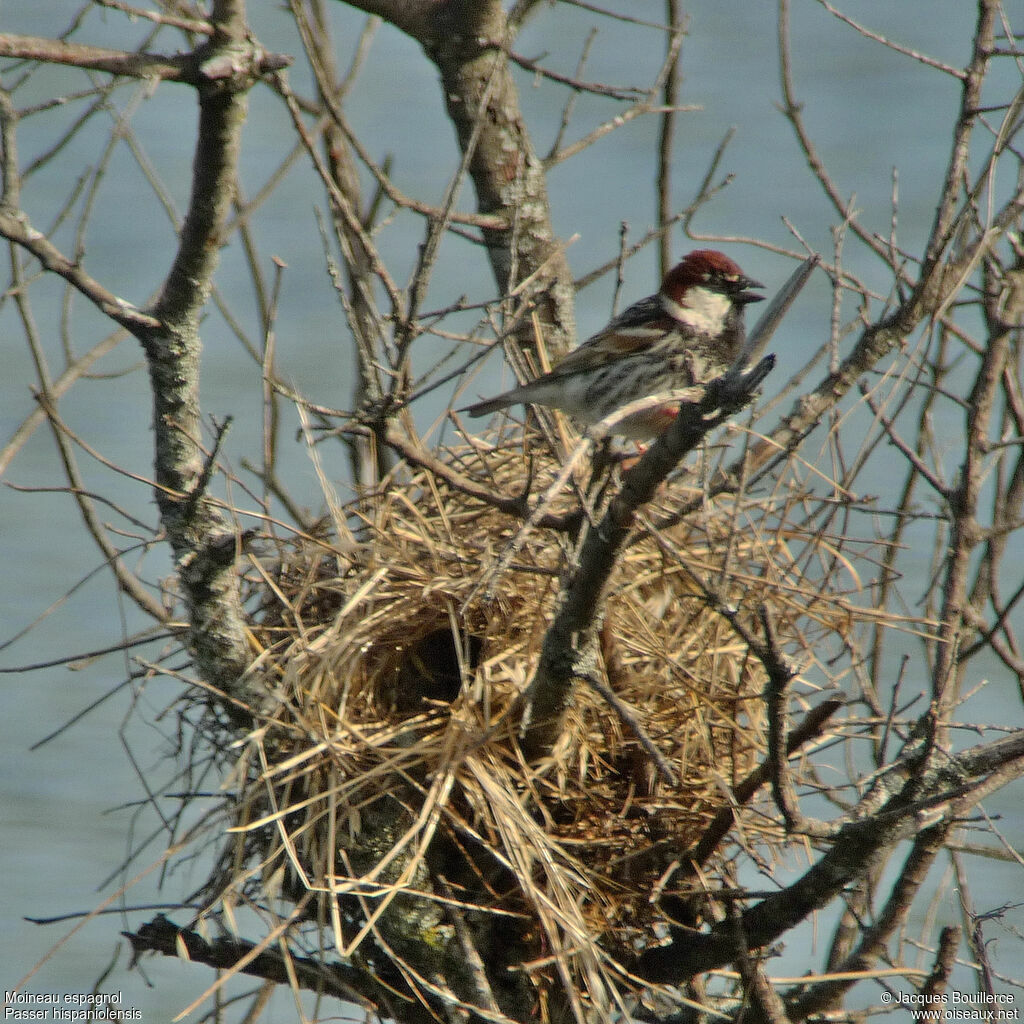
xmin=0 ymin=32 xmax=289 ymax=83
xmin=30 ymin=391 xmax=169 ymax=622
xmin=920 ymin=0 xmax=1000 ymax=273
xmin=94 ymin=0 xmax=215 ymax=36
xmin=124 ymin=915 xmax=372 ymax=1009
xmin=123 ymin=4 xmax=274 ymax=708
xmin=638 ymin=731 xmax=1024 ymax=983
xmin=814 ymin=0 xmax=967 ymax=79
xmin=920 ymin=925 xmax=963 ymax=1001
xmin=657 ymin=0 xmax=685 ymax=277
xmin=338 ymin=0 xmax=578 ymax=357
xmin=0 ymin=206 xmax=162 ymax=334
xmin=6 ymin=1 xmax=1024 ymax=1016
xmin=785 ymin=822 xmax=951 ymax=1018
xmin=762 ymin=605 xmax=834 ymax=839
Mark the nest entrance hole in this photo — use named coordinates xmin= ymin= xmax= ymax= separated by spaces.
xmin=391 ymin=627 xmax=485 ymax=715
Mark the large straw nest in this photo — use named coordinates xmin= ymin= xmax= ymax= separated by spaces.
xmin=229 ymin=427 xmax=859 ymax=1005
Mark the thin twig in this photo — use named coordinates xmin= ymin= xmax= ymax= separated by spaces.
xmin=762 ymin=604 xmax=834 ymax=839
xmin=93 ymin=0 xmax=214 ymax=35
xmin=814 ymin=0 xmax=967 ymax=79
xmin=582 ymin=672 xmax=678 ymax=787
xmin=657 ymin=0 xmax=684 ymax=277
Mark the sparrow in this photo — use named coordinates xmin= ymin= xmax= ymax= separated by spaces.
xmin=462 ymin=249 xmax=764 ymax=440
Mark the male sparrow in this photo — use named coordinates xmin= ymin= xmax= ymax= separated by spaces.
xmin=462 ymin=249 xmax=764 ymax=440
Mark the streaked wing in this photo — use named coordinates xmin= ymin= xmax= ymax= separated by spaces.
xmin=602 ymin=293 xmax=666 ymax=334
xmin=550 ymin=294 xmax=673 ymax=375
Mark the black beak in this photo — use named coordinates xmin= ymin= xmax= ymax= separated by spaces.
xmin=735 ymin=277 xmax=765 ymax=305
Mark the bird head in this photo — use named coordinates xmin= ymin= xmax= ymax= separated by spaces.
xmin=658 ymin=250 xmax=764 ymax=334
xmin=662 ymin=250 xmax=764 ymax=308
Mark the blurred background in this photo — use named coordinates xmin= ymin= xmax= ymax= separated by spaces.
xmin=1 ymin=1 xmax=1019 ymax=1018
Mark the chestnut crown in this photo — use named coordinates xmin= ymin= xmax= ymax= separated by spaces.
xmin=662 ymin=249 xmax=764 ymax=305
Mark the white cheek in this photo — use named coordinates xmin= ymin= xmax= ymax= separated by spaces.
xmin=662 ymin=286 xmax=731 ymax=333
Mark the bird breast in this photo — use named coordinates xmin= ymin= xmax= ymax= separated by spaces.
xmin=661 ymin=284 xmax=733 ymax=337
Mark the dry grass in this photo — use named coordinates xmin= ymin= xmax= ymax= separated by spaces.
xmin=214 ymin=424 xmax=898 ymax=1017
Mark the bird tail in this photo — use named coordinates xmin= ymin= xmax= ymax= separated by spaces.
xmin=460 ymin=392 xmax=517 ymax=418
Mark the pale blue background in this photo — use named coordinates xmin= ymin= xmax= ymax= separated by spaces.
xmin=1 ymin=2 xmax=1020 ymax=1019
